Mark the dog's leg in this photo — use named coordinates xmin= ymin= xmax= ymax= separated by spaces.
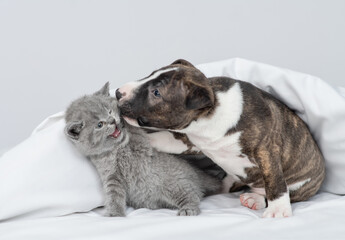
xmin=147 ymin=131 xmax=188 ymax=154
xmin=221 ymin=174 xmax=236 ymax=193
xmin=222 ymin=174 xmax=248 ymax=193
xmin=256 ymin=150 xmax=292 ymax=218
xmin=147 ymin=131 xmax=201 ymax=155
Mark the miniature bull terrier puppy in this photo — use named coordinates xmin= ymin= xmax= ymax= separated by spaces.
xmin=116 ymin=59 xmax=325 ymax=218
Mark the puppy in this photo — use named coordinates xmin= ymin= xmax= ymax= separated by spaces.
xmin=116 ymin=59 xmax=325 ymax=218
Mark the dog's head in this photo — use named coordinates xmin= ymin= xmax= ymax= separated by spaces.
xmin=117 ymin=59 xmax=215 ymax=130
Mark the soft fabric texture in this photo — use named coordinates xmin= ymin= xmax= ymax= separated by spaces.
xmin=0 ymin=58 xmax=344 ymax=221
xmin=0 ymin=112 xmax=104 ymax=221
xmin=1 ymin=192 xmax=345 ymax=240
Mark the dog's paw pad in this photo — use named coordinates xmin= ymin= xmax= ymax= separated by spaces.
xmin=240 ymin=193 xmax=266 ymax=210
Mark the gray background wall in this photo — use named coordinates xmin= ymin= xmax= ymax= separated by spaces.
xmin=1 ymin=0 xmax=345 ymax=153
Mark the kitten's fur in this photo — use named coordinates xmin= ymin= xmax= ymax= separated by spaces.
xmin=64 ymin=83 xmax=221 ymax=216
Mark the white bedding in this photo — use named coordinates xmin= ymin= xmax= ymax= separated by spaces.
xmin=1 ymin=192 xmax=345 ymax=240
xmin=1 ymin=58 xmax=345 ymax=239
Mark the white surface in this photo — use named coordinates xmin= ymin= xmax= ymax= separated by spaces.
xmin=1 ymin=0 xmax=345 ymax=151
xmin=0 ymin=114 xmax=104 ymax=221
xmin=1 ymin=193 xmax=345 ymax=240
xmin=1 ymin=58 xmax=345 ymax=239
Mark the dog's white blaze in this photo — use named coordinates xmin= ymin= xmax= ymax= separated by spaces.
xmin=263 ymin=192 xmax=292 ymax=218
xmin=118 ymin=67 xmax=178 ymax=101
xmin=142 ymin=67 xmax=178 ymax=83
xmin=147 ymin=131 xmax=188 ymax=154
xmin=118 ymin=81 xmax=140 ymax=101
xmin=288 ymin=178 xmax=311 ymax=191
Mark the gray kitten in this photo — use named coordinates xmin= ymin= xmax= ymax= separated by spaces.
xmin=64 ymin=83 xmax=221 ymax=216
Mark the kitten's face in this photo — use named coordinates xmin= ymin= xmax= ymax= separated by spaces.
xmin=65 ymin=83 xmax=128 ymax=157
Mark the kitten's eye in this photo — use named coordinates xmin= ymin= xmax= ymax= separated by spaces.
xmin=152 ymin=89 xmax=161 ymax=98
xmin=97 ymin=122 xmax=104 ymax=128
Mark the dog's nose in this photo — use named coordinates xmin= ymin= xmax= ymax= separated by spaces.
xmin=115 ymin=88 xmax=123 ymax=100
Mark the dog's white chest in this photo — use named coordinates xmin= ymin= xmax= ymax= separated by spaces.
xmin=188 ymin=131 xmax=255 ymax=179
xmin=180 ymin=83 xmax=255 ymax=179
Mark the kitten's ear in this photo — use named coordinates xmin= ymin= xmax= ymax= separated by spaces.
xmin=65 ymin=121 xmax=85 ymax=142
xmin=94 ymin=82 xmax=110 ymax=96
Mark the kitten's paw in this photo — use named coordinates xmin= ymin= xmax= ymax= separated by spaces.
xmin=104 ymin=206 xmax=126 ymax=217
xmin=240 ymin=192 xmax=266 ymax=210
xmin=177 ymin=207 xmax=201 ymax=216
xmin=104 ymin=211 xmax=126 ymax=217
xmin=263 ymin=193 xmax=292 ymax=218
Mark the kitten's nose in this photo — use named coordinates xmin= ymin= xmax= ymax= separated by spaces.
xmin=115 ymin=89 xmax=122 ymax=100
xmin=109 ymin=118 xmax=116 ymax=125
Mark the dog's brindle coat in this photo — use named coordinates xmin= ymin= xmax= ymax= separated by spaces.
xmin=117 ymin=59 xmax=325 ymax=218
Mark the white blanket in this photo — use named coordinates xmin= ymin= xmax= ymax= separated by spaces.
xmin=1 ymin=192 xmax=345 ymax=240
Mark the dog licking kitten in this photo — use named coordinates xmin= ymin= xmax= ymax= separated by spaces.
xmin=64 ymin=83 xmax=221 ymax=217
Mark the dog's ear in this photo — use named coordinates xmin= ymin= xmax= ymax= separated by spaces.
xmin=185 ymin=85 xmax=214 ymax=110
xmin=171 ymin=59 xmax=195 ymax=68
xmin=65 ymin=121 xmax=85 ymax=142
xmin=94 ymin=82 xmax=110 ymax=96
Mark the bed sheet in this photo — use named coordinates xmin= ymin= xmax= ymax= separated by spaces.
xmin=1 ymin=192 xmax=344 ymax=240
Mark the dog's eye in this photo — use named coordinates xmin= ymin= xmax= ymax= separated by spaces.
xmin=97 ymin=121 xmax=105 ymax=128
xmin=153 ymin=89 xmax=161 ymax=98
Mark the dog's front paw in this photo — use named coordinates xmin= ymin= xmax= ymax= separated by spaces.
xmin=177 ymin=207 xmax=201 ymax=216
xmin=263 ymin=193 xmax=292 ymax=218
xmin=263 ymin=205 xmax=292 ymax=218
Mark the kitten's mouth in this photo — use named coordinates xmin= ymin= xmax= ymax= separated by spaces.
xmin=109 ymin=127 xmax=121 ymax=138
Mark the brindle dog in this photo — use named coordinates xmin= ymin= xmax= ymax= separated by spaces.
xmin=116 ymin=59 xmax=325 ymax=218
